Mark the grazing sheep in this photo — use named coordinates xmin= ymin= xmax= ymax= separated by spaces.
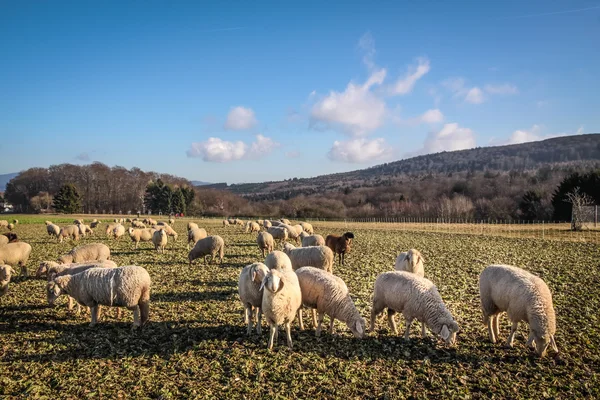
xmin=58 ymin=243 xmax=111 ymax=264
xmin=47 ymin=265 xmax=151 ymax=328
xmin=105 ymin=223 xmax=119 ymax=237
xmin=370 ymin=271 xmax=459 ymax=345
xmin=147 ymin=218 xmax=157 ymax=226
xmin=479 ymin=264 xmax=558 ymax=357
xmin=168 ymin=218 xmax=175 ymax=225
xmin=235 ymin=219 xmax=245 ymax=226
xmin=325 ymin=232 xmax=355 ymax=266
xmin=245 ymin=221 xmax=261 ymax=234
xmin=1 ymin=233 xmax=18 ymax=245
xmin=299 ymin=222 xmax=314 ymax=235
xmin=187 ymin=222 xmax=199 ymax=232
xmin=269 ymin=220 xmax=283 ymax=227
xmin=187 ymin=227 xmax=208 ymax=249
xmin=7 ymin=223 xmax=14 ymax=231
xmin=222 ymin=220 xmax=230 ymax=226
xmin=300 ymin=232 xmax=325 ymax=247
xmin=73 ymin=219 xmax=84 ymax=225
xmin=156 ymin=221 xmax=167 ymax=226
xmin=257 ymin=231 xmax=274 ymax=257
xmin=0 ymin=264 xmax=16 ymax=299
xmin=263 ymin=220 xmax=272 ymax=229
xmin=0 ymin=242 xmax=33 ymax=276
xmin=280 ymin=218 xmax=291 ymax=225
xmin=227 ymin=218 xmax=235 ymax=225
xmin=282 ymin=243 xmax=334 ymax=273
xmin=0 ymin=236 xmax=7 ymax=246
xmin=188 ymin=235 xmax=225 ymax=265
xmin=260 ymin=268 xmax=302 ymax=350
xmin=77 ymin=223 xmax=93 ymax=237
xmin=90 ymin=221 xmax=100 ymax=229
xmin=394 ymin=249 xmax=425 ymax=277
xmin=46 ymin=222 xmax=61 ymax=237
xmin=267 ymin=226 xmax=288 ymax=244
xmin=0 ymin=220 xmax=8 ymax=228
xmin=264 ymin=250 xmax=293 ymax=272
xmin=152 ymin=229 xmax=168 ymax=253
xmin=59 ymin=225 xmax=81 ymax=242
xmin=132 ymin=220 xmax=145 ymax=228
xmin=238 ymin=262 xmax=270 ymax=335
xmin=154 ymin=224 xmax=178 ymax=241
xmin=280 ymin=224 xmax=301 ymax=243
xmin=295 ymin=267 xmax=365 ymax=338
xmin=112 ymin=224 xmax=126 ymax=240
xmin=125 ymin=218 xmax=132 ymax=223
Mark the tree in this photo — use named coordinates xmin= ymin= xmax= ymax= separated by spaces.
xmin=518 ymin=190 xmax=543 ymax=220
xmin=564 ymin=187 xmax=594 ymax=231
xmin=52 ymin=184 xmax=82 ymax=214
xmin=551 ymin=171 xmax=600 ymax=220
xmin=172 ymin=188 xmax=186 ymax=214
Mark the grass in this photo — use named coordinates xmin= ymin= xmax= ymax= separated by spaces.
xmin=1 ymin=215 xmax=599 ymax=398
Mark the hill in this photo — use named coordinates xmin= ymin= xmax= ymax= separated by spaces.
xmin=0 ymin=172 xmax=19 ymax=192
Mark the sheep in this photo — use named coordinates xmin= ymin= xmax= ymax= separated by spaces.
xmin=282 ymin=243 xmax=334 ymax=273
xmin=370 ymin=271 xmax=459 ymax=345
xmin=12 ymin=219 xmax=18 ymax=225
xmin=0 ymin=220 xmax=8 ymax=228
xmin=7 ymin=223 xmax=14 ymax=231
xmin=152 ymin=229 xmax=168 ymax=253
xmin=188 ymin=235 xmax=224 ymax=265
xmin=187 ymin=222 xmax=199 ymax=232
xmin=264 ymin=250 xmax=293 ymax=272
xmin=76 ymin=223 xmax=92 ymax=237
xmin=147 ymin=218 xmax=157 ymax=226
xmin=132 ymin=220 xmax=145 ymax=228
xmin=269 ymin=220 xmax=283 ymax=227
xmin=90 ymin=221 xmax=100 ymax=229
xmin=295 ymin=267 xmax=365 ymax=338
xmin=168 ymin=217 xmax=175 ymax=225
xmin=156 ymin=221 xmax=167 ymax=226
xmin=47 ymin=265 xmax=151 ymax=329
xmin=227 ymin=218 xmax=235 ymax=225
xmin=0 ymin=264 xmax=16 ymax=299
xmin=0 ymin=242 xmax=33 ymax=276
xmin=236 ymin=219 xmax=245 ymax=226
xmin=300 ymin=232 xmax=325 ymax=247
xmin=280 ymin=224 xmax=301 ymax=243
xmin=263 ymin=220 xmax=272 ymax=229
xmin=238 ymin=262 xmax=270 ymax=335
xmin=73 ymin=219 xmax=84 ymax=225
xmin=267 ymin=226 xmax=288 ymax=244
xmin=280 ymin=218 xmax=291 ymax=225
xmin=45 ymin=222 xmax=60 ymax=238
xmin=0 ymin=236 xmax=7 ymax=246
xmin=187 ymin=227 xmax=208 ymax=249
xmin=1 ymin=233 xmax=18 ymax=245
xmin=260 ymin=268 xmax=302 ymax=350
xmin=245 ymin=221 xmax=260 ymax=234
xmin=58 ymin=243 xmax=111 ymax=264
xmin=222 ymin=220 xmax=230 ymax=226
xmin=299 ymin=222 xmax=314 ymax=234
xmin=325 ymin=232 xmax=355 ymax=266
xmin=59 ymin=225 xmax=81 ymax=242
xmin=257 ymin=231 xmax=274 ymax=257
xmin=125 ymin=218 xmax=132 ymax=223
xmin=394 ymin=249 xmax=425 ymax=277
xmin=479 ymin=264 xmax=558 ymax=357
xmin=112 ymin=224 xmax=126 ymax=240
xmin=105 ymin=223 xmax=119 ymax=237
xmin=154 ymin=224 xmax=178 ymax=241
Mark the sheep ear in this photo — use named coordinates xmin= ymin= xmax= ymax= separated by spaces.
xmin=550 ymin=335 xmax=558 ymax=353
xmin=251 ymin=267 xmax=257 ymax=282
xmin=441 ymin=325 xmax=450 ymax=340
xmin=259 ymin=276 xmax=267 ymax=291
xmin=355 ymin=320 xmax=364 ymax=335
xmin=275 ymin=279 xmax=284 ymax=293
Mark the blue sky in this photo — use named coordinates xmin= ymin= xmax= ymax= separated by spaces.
xmin=1 ymin=1 xmax=599 ymax=184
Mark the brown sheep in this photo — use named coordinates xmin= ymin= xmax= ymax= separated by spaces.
xmin=325 ymin=232 xmax=355 ymax=266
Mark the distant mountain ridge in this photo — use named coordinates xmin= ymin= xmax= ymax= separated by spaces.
xmin=190 ymin=180 xmax=213 ymax=186
xmin=0 ymin=173 xmax=19 ymax=191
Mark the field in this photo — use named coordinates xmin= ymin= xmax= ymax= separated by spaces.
xmin=1 ymin=215 xmax=599 ymax=398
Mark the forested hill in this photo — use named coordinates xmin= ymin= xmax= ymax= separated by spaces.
xmin=228 ymin=134 xmax=600 ymax=197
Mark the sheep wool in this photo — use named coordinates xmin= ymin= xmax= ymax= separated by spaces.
xmin=58 ymin=243 xmax=111 ymax=264
xmin=394 ymin=249 xmax=425 ymax=277
xmin=187 ymin=222 xmax=199 ymax=232
xmin=0 ymin=242 xmax=33 ymax=276
xmin=58 ymin=225 xmax=80 ymax=243
xmin=264 ymin=250 xmax=293 ymax=272
xmin=295 ymin=267 xmax=365 ymax=338
xmin=300 ymin=232 xmax=325 ymax=247
xmin=112 ymin=224 xmax=126 ymax=240
xmin=245 ymin=221 xmax=261 ymax=234
xmin=299 ymin=222 xmax=314 ymax=235
xmin=188 ymin=227 xmax=208 ymax=249
xmin=238 ymin=262 xmax=270 ymax=335
xmin=283 ymin=243 xmax=334 ymax=273
xmin=257 ymin=231 xmax=274 ymax=257
xmin=263 ymin=220 xmax=272 ymax=229
xmin=222 ymin=220 xmax=230 ymax=226
xmin=267 ymin=226 xmax=288 ymax=243
xmin=0 ymin=236 xmax=8 ymax=246
xmin=128 ymin=228 xmax=155 ymax=249
xmin=188 ymin=235 xmax=225 ymax=265
xmin=371 ymin=271 xmax=459 ymax=345
xmin=152 ymin=229 xmax=168 ymax=253
xmin=479 ymin=264 xmax=558 ymax=357
xmin=48 ymin=265 xmax=151 ymax=328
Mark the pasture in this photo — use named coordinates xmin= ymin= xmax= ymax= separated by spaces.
xmin=1 ymin=216 xmax=599 ymax=398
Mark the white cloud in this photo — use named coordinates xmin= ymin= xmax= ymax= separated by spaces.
xmin=357 ymin=32 xmax=376 ymax=69
xmin=224 ymin=106 xmax=257 ymax=130
xmin=465 ymin=87 xmax=485 ymax=104
xmin=327 ymin=137 xmax=391 ymax=163
xmin=285 ymin=151 xmax=301 ymax=158
xmin=503 ymin=125 xmax=584 ymax=145
xmin=418 ymin=109 xmax=444 ymax=124
xmin=418 ymin=123 xmax=476 ymax=154
xmin=389 ymin=57 xmax=430 ymax=95
xmin=310 ymin=69 xmax=387 ymax=136
xmin=484 ymin=84 xmax=518 ymax=95
xmin=187 ymin=134 xmax=279 ymax=162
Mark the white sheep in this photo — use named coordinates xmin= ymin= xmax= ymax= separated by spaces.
xmin=260 ymin=267 xmax=302 ymax=350
xmin=0 ymin=242 xmax=33 ymax=276
xmin=7 ymin=223 xmax=14 ymax=231
xmin=168 ymin=218 xmax=175 ymax=225
xmin=479 ymin=264 xmax=558 ymax=357
xmin=282 ymin=243 xmax=334 ymax=273
xmin=370 ymin=271 xmax=459 ymax=345
xmin=299 ymin=232 xmax=325 ymax=247
xmin=188 ymin=222 xmax=199 ymax=232
xmin=0 ymin=220 xmax=8 ymax=228
xmin=222 ymin=220 xmax=230 ymax=226
xmin=263 ymin=220 xmax=272 ymax=229
xmin=58 ymin=225 xmax=80 ymax=242
xmin=269 ymin=220 xmax=283 ymax=227
xmin=112 ymin=224 xmax=126 ymax=240
xmin=280 ymin=224 xmax=301 ymax=243
xmin=257 ymin=231 xmax=274 ymax=257
xmin=0 ymin=236 xmax=8 ymax=246
xmin=187 ymin=227 xmax=208 ymax=249
xmin=152 ymin=229 xmax=168 ymax=253
xmin=188 ymin=235 xmax=225 ymax=265
xmin=238 ymin=262 xmax=270 ymax=335
xmin=267 ymin=226 xmax=288 ymax=244
xmin=48 ymin=265 xmax=151 ymax=328
xmin=1 ymin=264 xmax=16 ymax=299
xmin=280 ymin=218 xmax=291 ymax=225
xmin=128 ymin=227 xmax=155 ymax=249
xmin=264 ymin=250 xmax=293 ymax=272
xmin=58 ymin=243 xmax=111 ymax=264
xmin=245 ymin=221 xmax=261 ymax=234
xmin=132 ymin=220 xmax=145 ymax=228
xmin=153 ymin=224 xmax=178 ymax=241
xmin=73 ymin=219 xmax=84 ymax=225
xmin=394 ymin=249 xmax=425 ymax=277
xmin=295 ymin=267 xmax=365 ymax=338
xmin=299 ymin=222 xmax=314 ymax=234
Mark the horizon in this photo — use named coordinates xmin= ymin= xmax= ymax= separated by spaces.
xmin=1 ymin=1 xmax=599 ymax=183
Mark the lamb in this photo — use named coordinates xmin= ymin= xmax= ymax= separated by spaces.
xmin=188 ymin=235 xmax=225 ymax=265
xmin=1 ymin=233 xmax=18 ymax=245
xmin=132 ymin=220 xmax=145 ymax=228
xmin=112 ymin=224 xmax=126 ymax=240
xmin=238 ymin=262 xmax=270 ymax=335
xmin=105 ymin=223 xmax=119 ymax=237
xmin=168 ymin=218 xmax=175 ymax=225
xmin=7 ymin=223 xmax=14 ymax=231
xmin=295 ymin=267 xmax=365 ymax=338
xmin=280 ymin=224 xmax=301 ymax=243
xmin=325 ymin=232 xmax=355 ymax=266
xmin=59 ymin=225 xmax=81 ymax=242
xmin=187 ymin=222 xmax=199 ymax=232
xmin=264 ymin=250 xmax=293 ymax=272
xmin=147 ymin=218 xmax=157 ymax=226
xmin=257 ymin=231 xmax=274 ymax=257
xmin=267 ymin=226 xmax=288 ymax=244
xmin=263 ymin=220 xmax=272 ymax=229
xmin=152 ymin=229 xmax=168 ymax=253
xmin=282 ymin=243 xmax=334 ymax=273
xmin=299 ymin=222 xmax=314 ymax=234
xmin=0 ymin=242 xmax=33 ymax=276
xmin=370 ymin=271 xmax=459 ymax=345
xmin=394 ymin=249 xmax=425 ymax=277
xmin=227 ymin=218 xmax=235 ymax=225
xmin=260 ymin=267 xmax=302 ymax=350
xmin=187 ymin=227 xmax=208 ymax=249
xmin=222 ymin=220 xmax=230 ymax=226
xmin=280 ymin=218 xmax=291 ymax=225
xmin=479 ymin=264 xmax=558 ymax=357
xmin=47 ymin=265 xmax=151 ymax=329
xmin=58 ymin=243 xmax=111 ymax=264
xmin=299 ymin=232 xmax=325 ymax=247
xmin=73 ymin=219 xmax=84 ymax=225
xmin=0 ymin=264 xmax=16 ymax=299
xmin=245 ymin=221 xmax=260 ymax=234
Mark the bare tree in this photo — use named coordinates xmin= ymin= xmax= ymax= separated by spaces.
xmin=564 ymin=187 xmax=594 ymax=231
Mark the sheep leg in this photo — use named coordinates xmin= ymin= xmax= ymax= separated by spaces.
xmin=132 ymin=306 xmax=141 ymax=328
xmin=387 ymin=309 xmax=398 ymax=335
xmin=285 ymin=322 xmax=293 ymax=350
xmin=311 ymin=309 xmax=317 ymax=328
xmin=493 ymin=314 xmax=500 ymax=340
xmin=370 ymin=301 xmax=384 ymax=332
xmin=421 ymin=322 xmax=427 ymax=338
xmin=328 ymin=317 xmax=335 ymax=334
xmin=403 ymin=318 xmax=413 ymax=340
xmin=68 ymin=296 xmax=74 ymax=311
xmin=256 ymin=308 xmax=262 ymax=335
xmin=486 ymin=314 xmax=496 ymax=343
xmin=19 ymin=263 xmax=27 ymax=277
xmin=298 ymin=309 xmax=304 ymax=330
xmin=244 ymin=305 xmax=250 ymax=324
xmin=116 ymin=307 xmax=122 ymax=319
xmin=90 ymin=306 xmax=99 ymax=326
xmin=246 ymin=307 xmax=252 ymax=335
xmin=316 ymin=313 xmax=325 ymax=337
xmin=526 ymin=329 xmax=535 ymax=349
xmin=507 ymin=321 xmax=518 ymax=347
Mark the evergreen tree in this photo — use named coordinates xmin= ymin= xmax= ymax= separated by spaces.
xmin=551 ymin=171 xmax=600 ymax=220
xmin=519 ymin=190 xmax=543 ymax=220
xmin=172 ymin=188 xmax=186 ymax=214
xmin=52 ymin=184 xmax=82 ymax=214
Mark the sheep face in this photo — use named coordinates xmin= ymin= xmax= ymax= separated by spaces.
xmin=531 ymin=331 xmax=558 ymax=358
xmin=46 ymin=281 xmax=64 ymax=307
xmin=260 ymin=270 xmax=284 ymax=293
xmin=439 ymin=321 xmax=460 ymax=345
xmin=349 ymin=318 xmax=366 ymax=339
xmin=251 ymin=264 xmax=269 ymax=284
